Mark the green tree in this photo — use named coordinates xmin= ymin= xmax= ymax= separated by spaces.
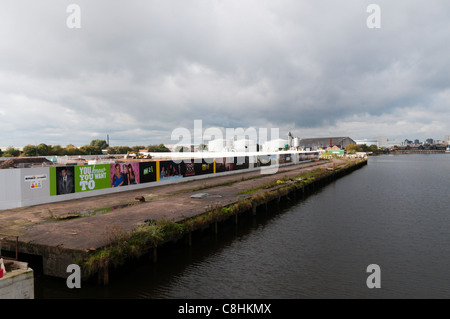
xmin=65 ymin=144 xmax=82 ymax=155
xmin=359 ymin=144 xmax=371 ymax=152
xmin=80 ymin=145 xmax=102 ymax=155
xmin=36 ymin=143 xmax=51 ymax=156
xmin=106 ymin=146 xmax=131 ymax=154
xmin=51 ymin=145 xmax=65 ymax=156
xmin=345 ymin=144 xmax=361 ymax=154
xmin=22 ymin=144 xmax=38 ymax=157
xmin=174 ymin=145 xmax=189 ymax=152
xmin=369 ymin=145 xmax=379 ymax=153
xmin=90 ymin=139 xmax=109 ymax=150
xmin=147 ymin=144 xmax=170 ymax=152
xmin=4 ymin=147 xmax=20 ymax=157
xmin=131 ymin=145 xmax=146 ymax=153
xmin=106 ymin=146 xmax=117 ymax=154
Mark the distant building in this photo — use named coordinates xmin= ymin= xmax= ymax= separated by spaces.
xmin=445 ymin=136 xmax=450 ymax=145
xmin=298 ymin=137 xmax=355 ymax=150
xmin=262 ymin=139 xmax=289 ymax=151
xmin=402 ymin=139 xmax=413 ymax=146
xmin=355 ymin=139 xmax=379 ymax=148
xmin=207 ymin=139 xmax=234 ymax=152
xmin=373 ymin=136 xmax=402 ymax=148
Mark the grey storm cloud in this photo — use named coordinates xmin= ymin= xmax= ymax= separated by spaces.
xmin=0 ymin=0 xmax=449 ymax=147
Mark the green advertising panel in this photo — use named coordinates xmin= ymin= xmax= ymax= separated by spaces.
xmin=74 ymin=164 xmax=111 ymax=193
xmin=49 ymin=167 xmax=57 ymax=196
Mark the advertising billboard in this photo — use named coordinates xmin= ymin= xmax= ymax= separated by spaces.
xmin=139 ymin=162 xmax=157 ymax=183
xmin=159 ymin=160 xmax=184 ymax=181
xmin=110 ymin=163 xmax=140 ymax=187
xmin=50 ymin=164 xmax=111 ymax=195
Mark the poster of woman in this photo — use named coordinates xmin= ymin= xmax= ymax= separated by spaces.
xmin=110 ymin=162 xmax=140 ymax=187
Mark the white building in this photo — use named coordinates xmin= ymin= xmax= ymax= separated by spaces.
xmin=355 ymin=139 xmax=379 ymax=148
xmin=207 ymin=139 xmax=234 ymax=152
xmin=234 ymin=139 xmax=257 ymax=152
xmin=373 ymin=136 xmax=402 ymax=148
xmin=262 ymin=139 xmax=289 ymax=152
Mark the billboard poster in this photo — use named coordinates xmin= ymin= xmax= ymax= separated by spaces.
xmin=49 ymin=166 xmax=75 ymax=195
xmin=75 ymin=164 xmax=110 ymax=192
xmin=50 ymin=164 xmax=111 ymax=195
xmin=139 ymin=162 xmax=157 ymax=184
xmin=194 ymin=158 xmax=214 ymax=175
xmin=160 ymin=160 xmax=183 ymax=180
xmin=110 ymin=163 xmax=140 ymax=187
xmin=232 ymin=156 xmax=249 ymax=171
xmin=257 ymin=155 xmax=275 ymax=167
xmin=184 ymin=160 xmax=196 ymax=177
xmin=214 ymin=156 xmax=250 ymax=172
xmin=215 ymin=157 xmax=232 ymax=173
xmin=279 ymin=154 xmax=292 ymax=164
xmin=298 ymin=153 xmax=311 ymax=162
xmin=24 ymin=174 xmax=47 ymax=190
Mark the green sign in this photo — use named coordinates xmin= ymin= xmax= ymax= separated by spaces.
xmin=74 ymin=164 xmax=110 ymax=193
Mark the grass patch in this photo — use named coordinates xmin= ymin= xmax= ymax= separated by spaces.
xmin=236 ymin=168 xmax=327 ymax=195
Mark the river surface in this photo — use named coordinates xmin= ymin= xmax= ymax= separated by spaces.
xmin=35 ymin=154 xmax=450 ymax=298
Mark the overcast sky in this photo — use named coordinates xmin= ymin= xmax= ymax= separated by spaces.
xmin=1 ymin=0 xmax=449 ymax=147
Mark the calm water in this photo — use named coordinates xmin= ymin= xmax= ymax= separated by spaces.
xmin=36 ymin=154 xmax=450 ymax=299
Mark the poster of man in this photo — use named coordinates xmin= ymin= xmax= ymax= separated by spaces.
xmin=56 ymin=166 xmax=75 ymax=195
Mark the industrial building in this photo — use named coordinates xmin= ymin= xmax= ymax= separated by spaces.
xmin=298 ymin=137 xmax=356 ymax=150
xmin=207 ymin=138 xmax=289 ymax=152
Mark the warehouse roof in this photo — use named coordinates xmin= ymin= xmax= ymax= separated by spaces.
xmin=299 ymin=137 xmax=355 ymax=149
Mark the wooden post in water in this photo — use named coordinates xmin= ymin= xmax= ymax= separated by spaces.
xmin=104 ymin=266 xmax=109 ymax=285
xmin=153 ymin=246 xmax=158 ymax=263
xmin=98 ymin=266 xmax=109 ymax=285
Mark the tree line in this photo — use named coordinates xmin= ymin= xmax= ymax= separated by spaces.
xmin=345 ymin=143 xmax=380 ymax=154
xmin=0 ymin=139 xmax=170 ymax=157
